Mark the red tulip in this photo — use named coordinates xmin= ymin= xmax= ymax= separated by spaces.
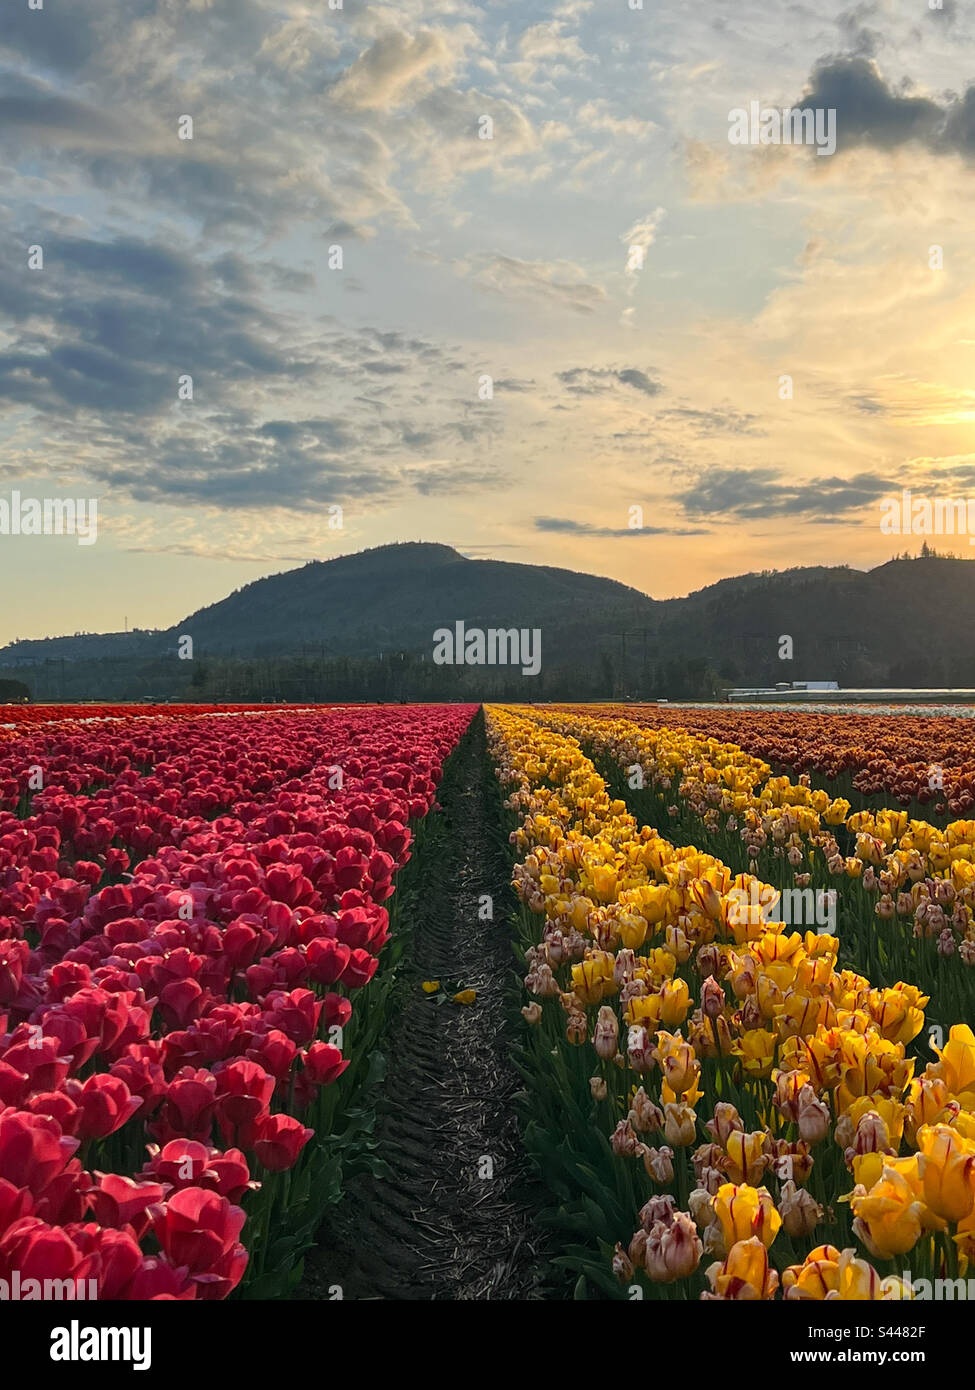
xmin=302 ymin=1042 xmax=348 ymax=1087
xmin=89 ymin=1173 xmax=166 ymax=1237
xmin=152 ymin=1186 xmax=246 ymax=1273
xmin=0 ymin=1109 xmax=79 ymax=1197
xmin=253 ymin=1113 xmax=314 ymax=1172
xmin=64 ymin=1074 xmax=141 ymax=1140
xmin=305 ymin=936 xmax=351 ymax=985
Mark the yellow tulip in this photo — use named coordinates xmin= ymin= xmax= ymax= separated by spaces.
xmin=723 ymin=1131 xmax=768 ymax=1185
xmin=783 ymin=1244 xmax=842 ymax=1299
xmin=712 ymin=1183 xmax=781 ymax=1251
xmin=851 ymin=1165 xmax=924 ymax=1259
xmin=704 ymin=1237 xmax=779 ymax=1300
xmin=658 ymin=977 xmax=691 ymax=1027
xmin=928 ymin=1025 xmax=975 ymax=1105
xmin=917 ymin=1123 xmax=975 ymax=1224
xmin=731 ymin=1028 xmax=777 ymax=1079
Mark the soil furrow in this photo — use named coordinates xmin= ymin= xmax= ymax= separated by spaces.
xmin=299 ymin=711 xmax=550 ymax=1300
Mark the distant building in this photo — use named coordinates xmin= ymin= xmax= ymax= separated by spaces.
xmin=726 ymin=685 xmax=975 ymax=704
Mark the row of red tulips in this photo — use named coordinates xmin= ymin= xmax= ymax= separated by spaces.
xmin=0 ymin=705 xmax=475 ymax=1299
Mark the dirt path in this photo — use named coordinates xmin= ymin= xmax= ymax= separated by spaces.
xmin=299 ymin=711 xmax=551 ymax=1300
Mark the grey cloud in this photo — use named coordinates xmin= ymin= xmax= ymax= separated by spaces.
xmin=0 ymin=222 xmax=510 ymax=513
xmin=493 ymin=378 xmax=537 ymax=393
xmin=659 ymin=406 xmax=759 ymax=434
xmin=796 ymin=55 xmax=975 ymax=159
xmin=676 ymin=467 xmax=896 ymax=520
xmin=535 ymin=516 xmax=709 ymax=537
xmin=557 ymin=366 xmax=662 ymax=396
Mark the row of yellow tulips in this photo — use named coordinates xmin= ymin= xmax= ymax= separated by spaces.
xmin=488 ymin=704 xmax=975 ymax=1300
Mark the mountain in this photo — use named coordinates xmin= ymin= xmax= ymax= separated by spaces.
xmin=2 ymin=543 xmax=974 ymax=700
xmin=164 ymin=542 xmax=660 ymax=658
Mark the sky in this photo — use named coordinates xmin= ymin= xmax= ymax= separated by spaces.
xmin=2 ymin=0 xmax=975 ymax=644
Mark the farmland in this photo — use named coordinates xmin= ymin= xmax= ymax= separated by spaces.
xmin=1 ymin=699 xmax=974 ymax=1307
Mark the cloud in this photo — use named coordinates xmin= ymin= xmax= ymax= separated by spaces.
xmin=676 ymin=467 xmax=896 ymax=521
xmin=556 ymin=366 xmax=662 ymax=395
xmin=794 ymin=55 xmax=975 ymax=161
xmin=799 ymin=56 xmax=942 ymax=153
xmin=462 ymin=253 xmax=606 ymax=313
xmin=579 ymin=100 xmax=656 ymax=140
xmin=331 ymin=29 xmax=456 ymax=110
xmin=0 ymin=223 xmax=515 ymax=513
xmin=621 ymin=208 xmax=665 ymax=286
xmin=658 ymin=406 xmax=761 ymax=435
xmin=510 ymin=20 xmax=592 ymax=85
xmin=535 ymin=516 xmax=709 ymax=537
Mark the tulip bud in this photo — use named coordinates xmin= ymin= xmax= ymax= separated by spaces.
xmin=700 ymin=1163 xmax=724 ymax=1194
xmin=532 ymin=963 xmax=560 ymax=998
xmin=638 ymin=1194 xmax=676 ymax=1231
xmin=772 ymin=1069 xmax=804 ymax=1123
xmin=702 ymin=975 xmax=725 ymax=1019
xmin=665 ymin=924 xmax=693 ymax=963
xmin=696 ymin=943 xmax=721 ymax=980
xmin=701 ymin=1219 xmax=725 ymax=1256
xmin=779 ymin=1179 xmax=823 ymax=1237
xmin=643 ymin=1145 xmax=675 ymax=1184
xmin=565 ymin=1012 xmax=587 ymax=1045
xmin=692 ymin=1141 xmax=725 ymax=1180
xmin=852 ymin=1110 xmax=892 ymax=1156
xmin=938 ymin=928 xmax=956 ymax=958
xmin=730 ymin=955 xmax=757 ymax=1000
xmin=626 ymin=1024 xmax=656 ymax=1074
xmin=796 ymin=1087 xmax=831 ymax=1145
xmin=688 ymin=1186 xmax=714 ymax=1228
xmin=706 ymin=1102 xmax=743 ymax=1146
xmin=613 ymin=948 xmax=637 ymax=987
xmin=593 ymin=1005 xmax=619 ymax=1060
xmin=628 ymin=1086 xmax=664 ymax=1134
xmin=611 ymin=1119 xmax=643 ymax=1158
xmin=521 ymin=1003 xmax=542 ymax=1025
xmin=740 ymin=995 xmax=763 ymax=1031
xmin=664 ymin=1102 xmax=698 ymax=1148
xmin=627 ymin=1227 xmax=648 ymax=1268
xmin=612 ymin=1242 xmax=634 ymax=1282
xmin=644 ymin=1212 xmax=703 ymax=1282
xmin=590 ymin=1075 xmax=608 ymax=1102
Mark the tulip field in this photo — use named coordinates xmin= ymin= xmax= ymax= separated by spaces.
xmin=495 ymin=703 xmax=975 ymax=1304
xmin=0 ymin=703 xmax=473 ymax=1300
xmin=2 ymin=700 xmax=975 ymax=1314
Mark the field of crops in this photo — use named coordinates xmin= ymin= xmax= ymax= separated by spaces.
xmin=2 ymin=700 xmax=974 ymax=1311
